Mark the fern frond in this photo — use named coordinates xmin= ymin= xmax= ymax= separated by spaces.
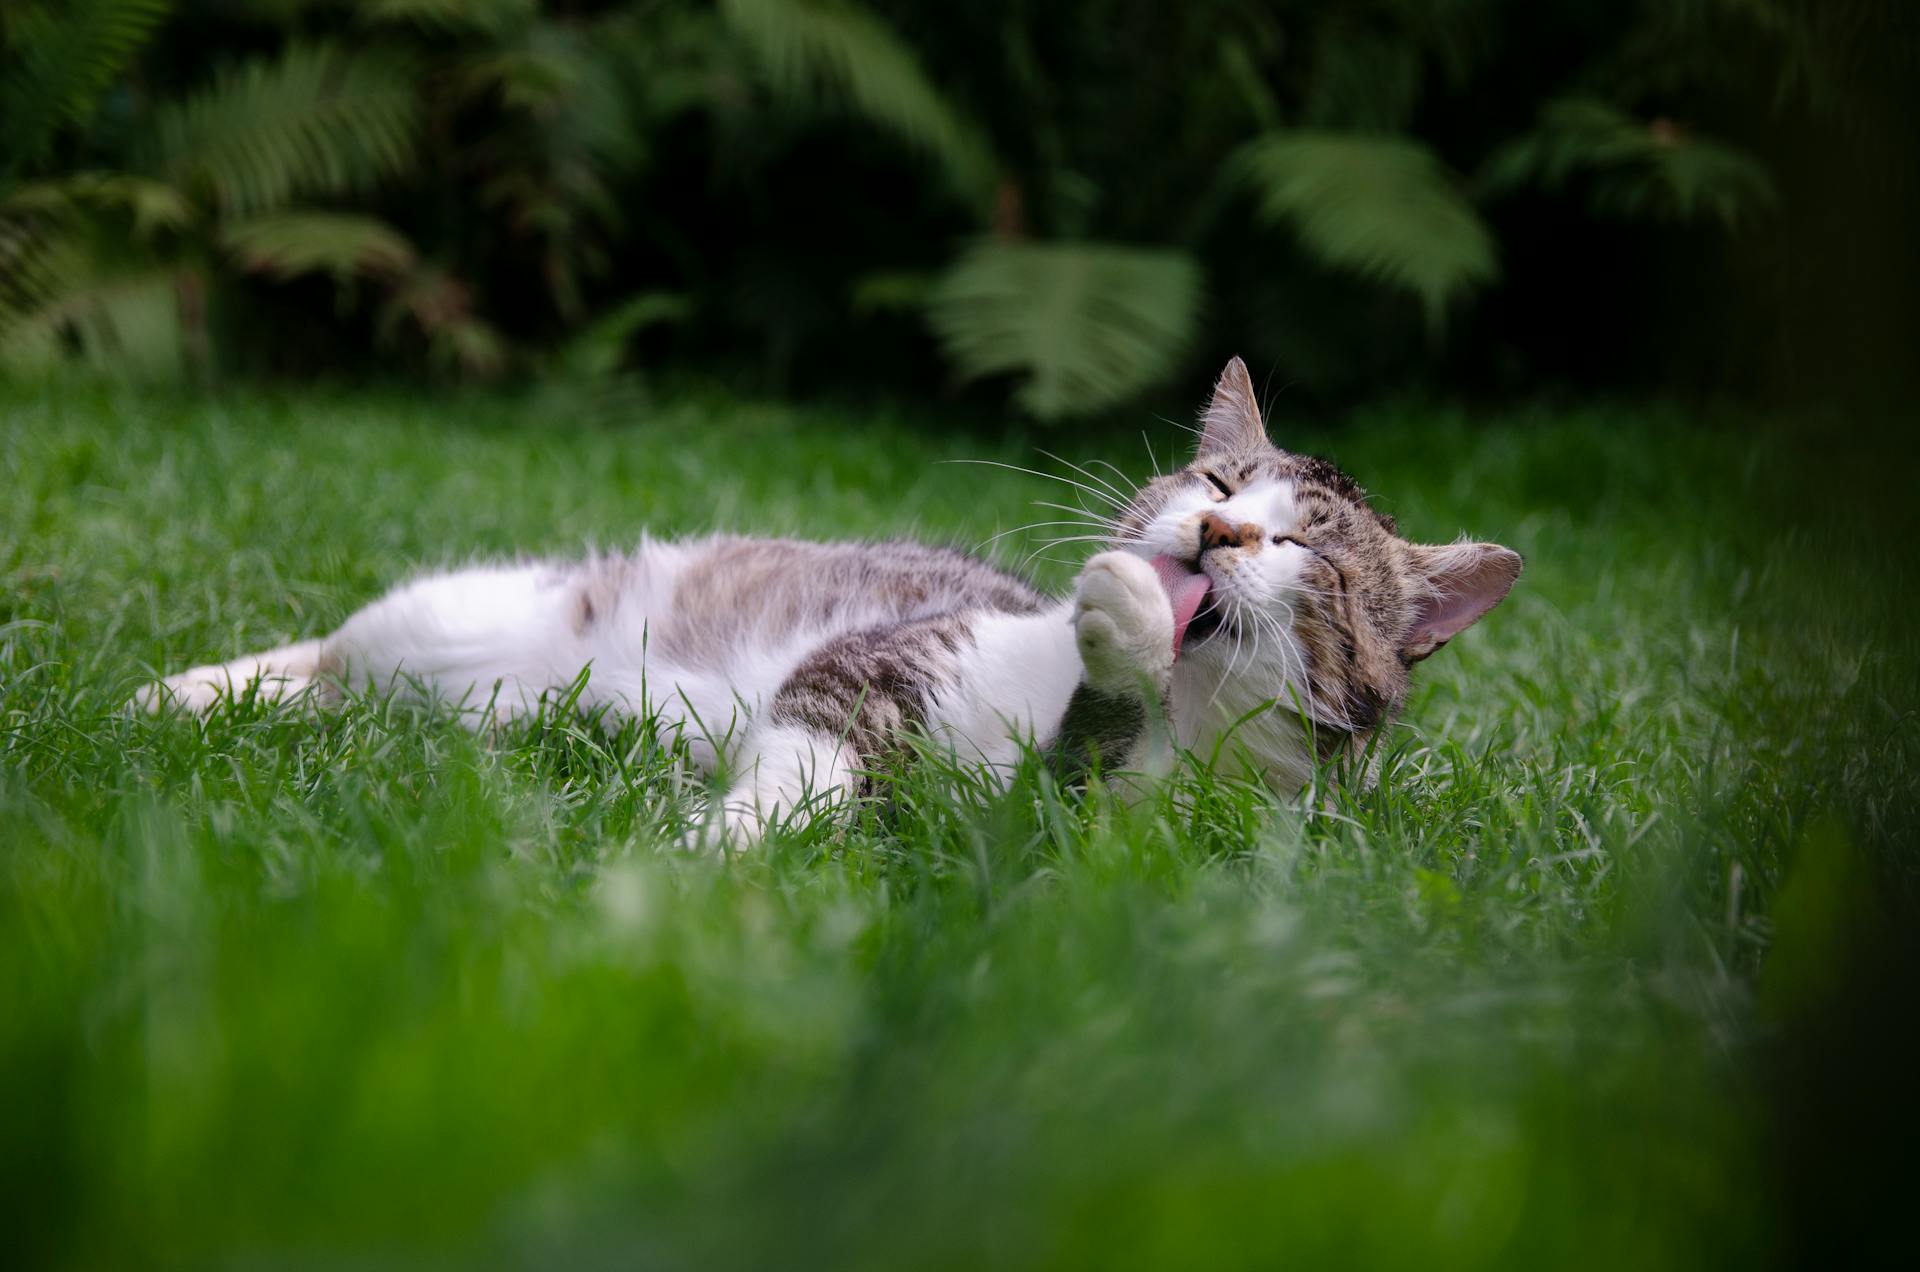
xmin=376 ymin=264 xmax=506 ymax=379
xmin=1304 ymin=27 xmax=1423 ymax=130
xmin=2 ymin=172 xmax=193 ymax=238
xmin=222 ymin=211 xmax=416 ymax=282
xmin=720 ymin=0 xmax=995 ymax=207
xmin=0 ymin=221 xmax=86 ymax=358
xmin=454 ymin=46 xmax=577 ymax=114
xmin=1482 ymin=98 xmax=1778 ymax=229
xmin=427 ymin=314 xmax=507 ymax=379
xmin=0 ymin=0 xmax=169 ymax=174
xmin=1231 ymin=131 xmax=1497 ymax=328
xmin=145 ymin=41 xmax=420 ymax=217
xmin=458 ymin=22 xmax=646 ymax=170
xmin=927 ymin=240 xmax=1201 ymax=421
xmin=556 ymin=292 xmax=691 ymax=379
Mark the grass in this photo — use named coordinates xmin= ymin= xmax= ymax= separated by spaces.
xmin=2 ymin=378 xmax=1915 ymax=1269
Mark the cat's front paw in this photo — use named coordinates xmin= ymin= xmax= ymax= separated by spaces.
xmin=1074 ymin=551 xmax=1174 ymax=697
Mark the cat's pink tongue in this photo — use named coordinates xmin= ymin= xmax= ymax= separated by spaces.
xmin=1149 ymin=554 xmax=1211 ymax=658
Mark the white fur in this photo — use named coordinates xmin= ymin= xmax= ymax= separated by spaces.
xmin=315 ymin=547 xmax=826 ymax=782
xmin=923 ymin=603 xmax=1083 ymax=774
xmin=134 ymin=638 xmax=327 ymax=713
xmin=717 ymin=723 xmax=858 ymax=842
xmin=326 ymin=564 xmax=581 ymax=716
xmin=1072 ymin=552 xmax=1174 ymax=698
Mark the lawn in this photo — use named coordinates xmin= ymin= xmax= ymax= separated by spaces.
xmin=2 ymin=379 xmax=1914 ymax=1269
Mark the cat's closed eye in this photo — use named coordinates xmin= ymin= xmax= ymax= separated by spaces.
xmin=1199 ymin=471 xmax=1232 ymax=499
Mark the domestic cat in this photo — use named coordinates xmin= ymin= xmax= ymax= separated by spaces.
xmin=135 ymin=359 xmax=1521 ymax=843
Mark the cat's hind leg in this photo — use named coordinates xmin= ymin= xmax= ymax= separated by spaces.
xmin=132 ymin=639 xmax=327 ymax=713
xmin=321 ymin=564 xmax=582 ymax=720
xmin=136 ymin=563 xmax=586 ymax=720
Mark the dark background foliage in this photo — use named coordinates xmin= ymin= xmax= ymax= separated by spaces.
xmin=4 ymin=0 xmax=1915 ymax=416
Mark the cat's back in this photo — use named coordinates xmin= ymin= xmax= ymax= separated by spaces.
xmin=601 ymin=534 xmax=1049 ymax=668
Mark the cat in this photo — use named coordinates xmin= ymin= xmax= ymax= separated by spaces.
xmin=133 ymin=358 xmax=1521 ymax=844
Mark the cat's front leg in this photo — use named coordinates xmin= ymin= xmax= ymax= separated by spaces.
xmin=713 ymin=724 xmax=858 ymax=846
xmin=1054 ymin=552 xmax=1178 ymax=781
xmin=1074 ymin=551 xmax=1174 ymax=699
xmin=699 ymin=616 xmax=963 ymax=848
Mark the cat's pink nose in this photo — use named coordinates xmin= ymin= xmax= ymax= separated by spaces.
xmin=1199 ymin=511 xmax=1262 ymax=553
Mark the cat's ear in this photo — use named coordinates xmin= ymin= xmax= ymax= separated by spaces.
xmin=1402 ymin=542 xmax=1523 ymax=662
xmin=1197 ymin=357 xmax=1267 ymax=455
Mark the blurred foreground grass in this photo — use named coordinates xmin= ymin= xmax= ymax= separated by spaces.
xmin=2 ymin=381 xmax=1915 ymax=1269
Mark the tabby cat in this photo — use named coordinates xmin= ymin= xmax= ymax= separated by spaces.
xmin=137 ymin=359 xmax=1521 ymax=843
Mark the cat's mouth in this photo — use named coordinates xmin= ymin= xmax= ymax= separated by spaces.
xmin=1183 ymin=596 xmax=1226 ymax=646
xmin=1148 ymin=554 xmax=1224 ymax=655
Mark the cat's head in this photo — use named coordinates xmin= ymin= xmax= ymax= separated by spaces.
xmin=1113 ymin=357 xmax=1521 ymax=752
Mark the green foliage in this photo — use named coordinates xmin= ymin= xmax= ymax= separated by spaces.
xmin=1482 ymin=98 xmax=1779 ymax=229
xmin=1233 ymin=131 xmax=1498 ymax=328
xmin=554 ymin=290 xmax=693 ymax=378
xmin=2 ymin=172 xmax=192 ymax=238
xmin=721 ymin=0 xmax=995 ymax=206
xmin=376 ymin=264 xmax=508 ymax=377
xmin=927 ymin=240 xmax=1202 ymax=420
xmin=221 ymin=211 xmax=417 ymax=282
xmin=1 ymin=0 xmax=1903 ymax=407
xmin=144 ymin=41 xmax=420 ymax=217
xmin=0 ymin=0 xmax=170 ymax=174
xmin=0 ymin=181 xmax=197 ymax=378
xmin=457 ymin=16 xmax=661 ymax=323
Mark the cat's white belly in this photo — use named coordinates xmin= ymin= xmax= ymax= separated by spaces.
xmin=920 ymin=607 xmax=1081 ymax=772
xmin=327 ymin=563 xmax=583 ymax=714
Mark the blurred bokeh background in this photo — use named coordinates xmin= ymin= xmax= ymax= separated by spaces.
xmin=3 ymin=0 xmax=1916 ymax=415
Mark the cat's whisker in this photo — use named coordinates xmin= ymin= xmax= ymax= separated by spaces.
xmin=1247 ymin=603 xmax=1337 ymax=734
xmin=1209 ymin=619 xmax=1252 ymax=713
xmin=973 ymin=519 xmax=1120 ymax=553
xmin=1019 ymin=545 xmax=1095 ymax=573
xmin=1034 ymin=449 xmax=1135 ymax=509
xmin=1026 ymin=534 xmax=1144 ymax=564
xmin=1270 ymin=611 xmax=1356 ymax=735
xmin=1141 ymin=431 xmax=1163 ymax=478
xmin=942 ymin=459 xmax=1126 ymax=512
xmin=1026 ymin=525 xmax=1153 ymax=553
xmin=1031 ymin=499 xmax=1118 ymax=526
xmin=1193 ymin=602 xmax=1247 ymax=712
xmin=1080 ymin=458 xmax=1142 ymax=501
xmin=1020 ymin=527 xmax=1149 ymax=572
xmin=1035 ymin=526 xmax=1149 ymax=546
xmin=1262 ymin=604 xmax=1328 ymax=727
